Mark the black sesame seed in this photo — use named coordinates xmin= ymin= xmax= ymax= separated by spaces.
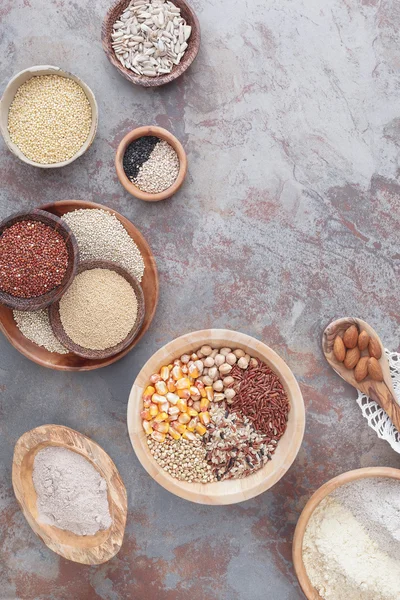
xmin=123 ymin=136 xmax=160 ymax=180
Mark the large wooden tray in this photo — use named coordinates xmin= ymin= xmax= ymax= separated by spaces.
xmin=0 ymin=200 xmax=158 ymax=370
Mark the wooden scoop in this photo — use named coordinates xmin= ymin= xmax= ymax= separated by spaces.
xmin=322 ymin=317 xmax=400 ymax=433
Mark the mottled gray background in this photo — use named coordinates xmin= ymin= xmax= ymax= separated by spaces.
xmin=0 ymin=0 xmax=399 ymax=598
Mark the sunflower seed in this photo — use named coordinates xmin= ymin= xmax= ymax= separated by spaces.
xmin=111 ymin=0 xmax=192 ymax=77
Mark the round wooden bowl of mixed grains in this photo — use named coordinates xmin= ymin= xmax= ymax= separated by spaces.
xmin=102 ymin=0 xmax=200 ymax=87
xmin=127 ymin=329 xmax=305 ymax=504
xmin=115 ymin=126 xmax=187 ymax=201
xmin=0 ymin=65 xmax=98 ymax=168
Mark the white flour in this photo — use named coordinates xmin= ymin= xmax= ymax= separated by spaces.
xmin=303 ymin=494 xmax=400 ymax=600
xmin=33 ymin=446 xmax=112 ymax=536
xmin=333 ymin=478 xmax=400 ymax=560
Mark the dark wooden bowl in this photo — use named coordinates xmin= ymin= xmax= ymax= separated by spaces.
xmin=101 ymin=0 xmax=200 ymax=87
xmin=115 ymin=126 xmax=188 ymax=202
xmin=0 ymin=209 xmax=79 ymax=311
xmin=49 ymin=260 xmax=145 ymax=360
xmin=0 ymin=200 xmax=159 ymax=371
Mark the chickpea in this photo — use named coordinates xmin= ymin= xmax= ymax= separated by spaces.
xmin=233 ymin=348 xmax=245 ymax=358
xmin=214 ymin=353 xmax=225 ymax=367
xmin=213 ymin=380 xmax=224 ymax=392
xmin=204 ymin=356 xmax=215 ymax=368
xmin=226 ymin=352 xmax=237 ymax=365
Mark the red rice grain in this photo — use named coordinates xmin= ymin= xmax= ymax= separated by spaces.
xmin=229 ymin=361 xmax=290 ymax=439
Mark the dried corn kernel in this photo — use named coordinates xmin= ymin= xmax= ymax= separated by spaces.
xmin=167 ymin=363 xmax=173 ymax=369
xmin=143 ymin=398 xmax=152 ymax=408
xmin=143 ymin=420 xmax=153 ymax=435
xmin=188 ymin=363 xmax=199 ymax=378
xmin=181 ymin=364 xmax=188 ymax=374
xmin=187 ymin=407 xmax=199 ymax=417
xmin=160 ymin=401 xmax=169 ymax=413
xmin=168 ymin=414 xmax=179 ymax=422
xmin=151 ymin=431 xmax=166 ymax=442
xmin=177 ymin=388 xmax=191 ymax=400
xmin=182 ymin=430 xmax=196 ymax=441
xmin=168 ymin=405 xmax=180 ymax=416
xmin=153 ymin=421 xmax=169 ymax=434
xmin=178 ymin=412 xmax=191 ymax=424
xmin=199 ymin=411 xmax=210 ymax=425
xmin=154 ymin=411 xmax=168 ymax=422
xmin=171 ymin=365 xmax=183 ymax=380
xmin=200 ymin=397 xmax=210 ymax=412
xmin=176 ymin=377 xmax=191 ymax=390
xmin=193 ymin=400 xmax=201 ymax=412
xmin=152 ymin=393 xmax=166 ymax=404
xmin=155 ymin=380 xmax=168 ymax=395
xmin=205 ymin=386 xmax=214 ymax=401
xmin=140 ymin=409 xmax=152 ymax=421
xmin=143 ymin=385 xmax=155 ymax=401
xmin=150 ymin=373 xmax=161 ymax=384
xmin=169 ymin=428 xmax=181 ymax=440
xmin=160 ymin=366 xmax=170 ymax=381
xmin=176 ymin=399 xmax=187 ymax=412
xmin=195 ymin=423 xmax=207 ymax=435
xmin=187 ymin=418 xmax=198 ymax=431
xmin=189 ymin=386 xmax=201 ymax=399
xmin=172 ymin=423 xmax=187 ymax=434
xmin=149 ymin=403 xmax=159 ymax=417
xmin=166 ymin=392 xmax=179 ymax=404
xmin=167 ymin=378 xmax=176 ymax=392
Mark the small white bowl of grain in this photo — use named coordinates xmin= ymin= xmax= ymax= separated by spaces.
xmin=0 ymin=65 xmax=98 ymax=168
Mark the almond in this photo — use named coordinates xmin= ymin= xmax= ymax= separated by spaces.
xmin=357 ymin=330 xmax=370 ymax=351
xmin=343 ymin=325 xmax=358 ymax=349
xmin=354 ymin=356 xmax=369 ymax=382
xmin=368 ymin=338 xmax=382 ymax=360
xmin=333 ymin=336 xmax=346 ymax=362
xmin=344 ymin=347 xmax=360 ymax=370
xmin=368 ymin=357 xmax=383 ymax=382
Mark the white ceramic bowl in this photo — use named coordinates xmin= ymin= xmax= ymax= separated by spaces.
xmin=127 ymin=329 xmax=305 ymax=505
xmin=0 ymin=65 xmax=98 ymax=168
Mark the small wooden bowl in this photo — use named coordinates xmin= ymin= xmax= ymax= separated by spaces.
xmin=0 ymin=200 xmax=159 ymax=371
xmin=101 ymin=0 xmax=200 ymax=87
xmin=293 ymin=467 xmax=400 ymax=600
xmin=0 ymin=209 xmax=79 ymax=311
xmin=12 ymin=424 xmax=127 ymax=565
xmin=49 ymin=259 xmax=145 ymax=360
xmin=0 ymin=65 xmax=98 ymax=168
xmin=127 ymin=329 xmax=305 ymax=505
xmin=115 ymin=126 xmax=188 ymax=202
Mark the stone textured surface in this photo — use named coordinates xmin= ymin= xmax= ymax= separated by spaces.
xmin=0 ymin=0 xmax=399 ymax=598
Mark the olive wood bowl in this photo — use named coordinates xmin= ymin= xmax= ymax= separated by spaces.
xmin=127 ymin=329 xmax=305 ymax=505
xmin=293 ymin=466 xmax=400 ymax=600
xmin=0 ymin=65 xmax=98 ymax=168
xmin=322 ymin=317 xmax=400 ymax=432
xmin=49 ymin=259 xmax=145 ymax=360
xmin=0 ymin=209 xmax=79 ymax=311
xmin=101 ymin=0 xmax=200 ymax=87
xmin=12 ymin=424 xmax=127 ymax=565
xmin=115 ymin=126 xmax=188 ymax=202
xmin=0 ymin=200 xmax=159 ymax=371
